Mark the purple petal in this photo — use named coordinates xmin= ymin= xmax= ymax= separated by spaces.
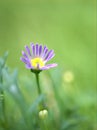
xmin=31 ymin=43 xmax=35 ymax=56
xmin=39 ymin=45 xmax=42 ymax=56
xmin=22 ymin=51 xmax=28 ymax=59
xmin=30 ymin=43 xmax=34 ymax=56
xmin=35 ymin=44 xmax=39 ymax=56
xmin=20 ymin=57 xmax=33 ymax=69
xmin=20 ymin=56 xmax=31 ymax=64
xmin=45 ymin=53 xmax=55 ymax=62
xmin=44 ymin=50 xmax=54 ymax=61
xmin=20 ymin=57 xmax=29 ymax=64
xmin=25 ymin=64 xmax=32 ymax=69
xmin=25 ymin=45 xmax=31 ymax=56
xmin=42 ymin=46 xmax=48 ymax=58
xmin=41 ymin=63 xmax=57 ymax=70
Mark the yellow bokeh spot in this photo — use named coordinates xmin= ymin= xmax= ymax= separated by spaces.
xmin=31 ymin=57 xmax=45 ymax=68
xmin=63 ymin=71 xmax=74 ymax=83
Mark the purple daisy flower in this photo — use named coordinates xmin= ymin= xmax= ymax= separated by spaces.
xmin=20 ymin=43 xmax=57 ymax=72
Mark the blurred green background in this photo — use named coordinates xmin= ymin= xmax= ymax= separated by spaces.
xmin=0 ymin=0 xmax=96 ymax=94
xmin=0 ymin=0 xmax=96 ymax=129
xmin=0 ymin=0 xmax=96 ymax=86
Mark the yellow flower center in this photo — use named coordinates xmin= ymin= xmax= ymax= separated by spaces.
xmin=31 ymin=57 xmax=45 ymax=69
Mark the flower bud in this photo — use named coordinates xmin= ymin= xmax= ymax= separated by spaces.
xmin=39 ymin=109 xmax=48 ymax=119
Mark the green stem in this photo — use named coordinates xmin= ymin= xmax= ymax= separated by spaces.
xmin=35 ymin=72 xmax=41 ymax=95
xmin=35 ymin=72 xmax=46 ymax=110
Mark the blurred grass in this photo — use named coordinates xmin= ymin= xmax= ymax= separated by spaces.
xmin=0 ymin=59 xmax=96 ymax=130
